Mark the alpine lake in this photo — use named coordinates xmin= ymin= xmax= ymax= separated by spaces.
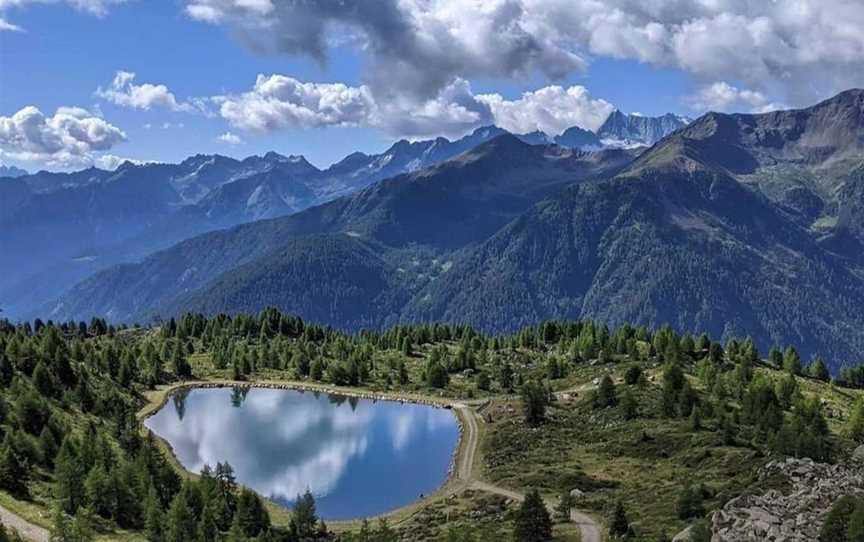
xmin=144 ymin=386 xmax=460 ymax=520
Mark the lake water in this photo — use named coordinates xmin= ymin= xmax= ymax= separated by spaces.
xmin=144 ymin=387 xmax=460 ymax=520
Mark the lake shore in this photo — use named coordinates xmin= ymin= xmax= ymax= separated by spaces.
xmin=137 ymin=377 xmax=481 ymax=531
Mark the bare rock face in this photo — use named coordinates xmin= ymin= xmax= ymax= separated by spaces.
xmin=711 ymin=458 xmax=864 ymax=541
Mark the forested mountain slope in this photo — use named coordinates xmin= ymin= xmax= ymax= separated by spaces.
xmin=48 ymin=90 xmax=864 ymax=368
xmin=50 ymin=138 xmax=634 ymax=325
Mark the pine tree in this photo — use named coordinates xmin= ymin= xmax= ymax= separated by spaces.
xmin=608 ymin=500 xmax=631 ymax=538
xmin=165 ymin=487 xmax=196 ymax=542
xmin=39 ymin=426 xmax=58 ymax=467
xmin=848 ymin=399 xmax=864 ymax=442
xmin=594 ymin=375 xmax=617 ymax=409
xmin=54 ymin=436 xmax=84 ymax=514
xmin=197 ymin=503 xmax=218 ymax=542
xmin=32 ymin=361 xmax=55 ymax=397
xmin=235 ymin=487 xmax=270 ymax=538
xmin=676 ymin=486 xmax=704 ymax=520
xmin=521 ymin=381 xmax=549 ymax=426
xmin=808 ymin=358 xmax=831 ymax=381
xmin=144 ymin=485 xmax=165 ymax=542
xmin=291 ymin=490 xmax=318 ymax=538
xmin=513 ymin=489 xmax=552 ymax=542
xmin=0 ymin=436 xmax=28 ymax=497
xmin=620 ymin=389 xmax=638 ymax=420
xmin=783 ymin=346 xmax=802 ymax=375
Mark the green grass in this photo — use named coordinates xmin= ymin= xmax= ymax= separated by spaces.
xmin=480 ymin=364 xmax=854 ymax=542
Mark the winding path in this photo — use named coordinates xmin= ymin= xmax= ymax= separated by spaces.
xmin=0 ymin=504 xmax=49 ymax=542
xmin=454 ymin=403 xmax=602 ymax=542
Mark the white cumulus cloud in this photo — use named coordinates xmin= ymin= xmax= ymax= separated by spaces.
xmin=477 ymin=85 xmax=615 ymax=134
xmin=689 ymin=82 xmax=785 ymax=114
xmin=215 ymin=74 xmax=376 ymax=132
xmin=0 ymin=105 xmax=127 ymax=168
xmin=181 ymin=0 xmax=864 ymax=109
xmin=96 ymin=71 xmax=197 ymax=112
xmin=217 ymin=131 xmax=244 ymax=145
xmin=216 ymin=74 xmax=617 ymax=140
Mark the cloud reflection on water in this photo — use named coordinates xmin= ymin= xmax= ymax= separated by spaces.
xmin=145 ymin=387 xmax=458 ymax=519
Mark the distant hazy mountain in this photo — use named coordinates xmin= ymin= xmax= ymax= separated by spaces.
xmin=48 ymin=89 xmax=864 ymax=369
xmin=0 ymin=165 xmax=27 ymax=178
xmin=598 ymin=111 xmax=691 ymax=148
xmin=2 ymin=110 xmax=686 ymax=319
xmin=50 ymin=136 xmax=634 ymax=327
xmin=554 ymin=126 xmax=602 ymax=149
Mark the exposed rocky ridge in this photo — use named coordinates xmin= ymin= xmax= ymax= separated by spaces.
xmin=711 ymin=457 xmax=864 ymax=541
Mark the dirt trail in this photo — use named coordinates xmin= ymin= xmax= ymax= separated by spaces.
xmin=0 ymin=504 xmax=49 ymax=542
xmin=456 ymin=404 xmax=603 ymax=542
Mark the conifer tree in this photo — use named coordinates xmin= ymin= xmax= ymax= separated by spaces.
xmin=144 ymin=485 xmax=165 ymax=542
xmin=513 ymin=489 xmax=552 ymax=542
xmin=594 ymin=375 xmax=617 ymax=409
xmin=165 ymin=486 xmax=196 ymax=542
xmin=0 ymin=436 xmax=28 ymax=497
xmin=608 ymin=500 xmax=631 ymax=538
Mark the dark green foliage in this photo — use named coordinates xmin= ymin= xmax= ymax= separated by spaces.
xmin=783 ymin=347 xmax=803 ymax=375
xmin=166 ymin=484 xmax=197 ymax=542
xmin=290 ymin=489 xmax=318 ymax=539
xmin=624 ymin=365 xmax=642 ymax=385
xmin=620 ymin=389 xmax=639 ymax=420
xmin=848 ymin=400 xmax=864 ymax=442
xmin=676 ymin=486 xmax=705 ymax=520
xmin=771 ymin=397 xmax=831 ymax=461
xmin=426 ymin=360 xmax=449 ymax=389
xmin=235 ymin=487 xmax=270 ymax=538
xmin=608 ymin=500 xmax=631 ymax=539
xmin=821 ymin=496 xmax=858 ymax=542
xmin=594 ymin=375 xmax=617 ymax=409
xmin=521 ymin=381 xmax=549 ymax=426
xmin=808 ymin=358 xmax=831 ymax=381
xmin=689 ymin=520 xmax=711 ymax=542
xmin=513 ymin=489 xmax=552 ymax=542
xmin=145 ymin=485 xmax=165 ymax=542
xmin=0 ymin=309 xmax=859 ymax=541
xmin=849 ymin=500 xmax=864 ymax=542
xmin=0 ymin=435 xmax=28 ymax=497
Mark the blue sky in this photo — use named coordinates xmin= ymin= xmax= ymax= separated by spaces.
xmin=1 ymin=1 xmax=861 ymax=171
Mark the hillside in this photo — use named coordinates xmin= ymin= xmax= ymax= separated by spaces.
xmin=44 ymin=90 xmax=864 ymax=370
xmin=51 ymin=138 xmax=634 ymax=324
xmin=0 ymin=313 xmax=862 ymax=541
xmin=2 ymin=116 xmax=680 ymax=321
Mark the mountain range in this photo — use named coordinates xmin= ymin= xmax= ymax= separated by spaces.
xmin=38 ymin=90 xmax=864 ymax=369
xmin=37 ymin=90 xmax=864 ymax=370
xmin=0 ymin=164 xmax=27 ymax=178
xmin=0 ymin=111 xmax=685 ymax=318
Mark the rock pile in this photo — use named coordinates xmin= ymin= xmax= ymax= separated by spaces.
xmin=711 ymin=457 xmax=864 ymax=541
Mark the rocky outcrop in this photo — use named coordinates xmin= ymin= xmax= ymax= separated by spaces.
xmin=711 ymin=457 xmax=864 ymax=541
